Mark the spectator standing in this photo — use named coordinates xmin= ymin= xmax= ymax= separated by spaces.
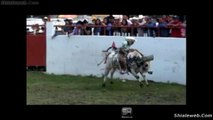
xmin=32 ymin=24 xmax=39 ymax=35
xmin=131 ymin=17 xmax=139 ymax=36
xmin=41 ymin=16 xmax=48 ymax=33
xmin=101 ymin=18 xmax=108 ymax=35
xmin=123 ymin=15 xmax=132 ymax=25
xmin=143 ymin=17 xmax=156 ymax=37
xmin=137 ymin=17 xmax=146 ymax=36
xmin=69 ymin=20 xmax=82 ymax=35
xmin=80 ymin=19 xmax=92 ymax=35
xmin=106 ymin=16 xmax=114 ymax=36
xmin=167 ymin=16 xmax=182 ymax=37
xmin=112 ymin=16 xmax=121 ymax=35
xmin=93 ymin=18 xmax=103 ymax=35
xmin=62 ymin=19 xmax=74 ymax=35
xmin=158 ymin=18 xmax=170 ymax=37
xmin=181 ymin=20 xmax=186 ymax=37
xmin=120 ymin=19 xmax=129 ymax=35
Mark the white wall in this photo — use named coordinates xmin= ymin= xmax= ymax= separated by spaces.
xmin=46 ymin=22 xmax=186 ymax=85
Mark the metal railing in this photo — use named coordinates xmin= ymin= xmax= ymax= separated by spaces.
xmin=27 ymin=24 xmax=186 ymax=37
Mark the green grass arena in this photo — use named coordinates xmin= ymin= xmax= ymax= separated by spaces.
xmin=27 ymin=71 xmax=186 ymax=105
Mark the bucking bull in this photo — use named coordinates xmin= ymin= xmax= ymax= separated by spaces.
xmin=97 ymin=48 xmax=154 ymax=87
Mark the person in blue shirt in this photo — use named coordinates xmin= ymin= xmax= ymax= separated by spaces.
xmin=62 ymin=19 xmax=73 ymax=35
xmin=158 ymin=18 xmax=170 ymax=37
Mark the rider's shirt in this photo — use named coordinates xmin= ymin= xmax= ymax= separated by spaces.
xmin=121 ymin=40 xmax=131 ymax=50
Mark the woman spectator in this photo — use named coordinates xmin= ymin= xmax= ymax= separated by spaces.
xmin=112 ymin=17 xmax=121 ymax=35
xmin=122 ymin=15 xmax=132 ymax=25
xmin=101 ymin=18 xmax=108 ymax=35
xmin=120 ymin=19 xmax=129 ymax=35
xmin=131 ymin=18 xmax=139 ymax=36
xmin=93 ymin=18 xmax=103 ymax=35
xmin=106 ymin=17 xmax=114 ymax=36
xmin=102 ymin=17 xmax=107 ymax=26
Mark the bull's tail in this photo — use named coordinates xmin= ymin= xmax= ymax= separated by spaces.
xmin=97 ymin=58 xmax=105 ymax=66
xmin=97 ymin=51 xmax=110 ymax=66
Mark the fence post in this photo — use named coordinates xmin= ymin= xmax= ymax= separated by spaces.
xmin=103 ymin=26 xmax=106 ymax=35
xmin=131 ymin=26 xmax=133 ymax=36
xmin=46 ymin=22 xmax=54 ymax=37
xmin=157 ymin=27 xmax=160 ymax=37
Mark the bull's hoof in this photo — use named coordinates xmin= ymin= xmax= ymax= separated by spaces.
xmin=102 ymin=83 xmax=106 ymax=87
xmin=148 ymin=71 xmax=153 ymax=74
xmin=136 ymin=76 xmax=140 ymax=79
xmin=110 ymin=81 xmax=113 ymax=84
xmin=139 ymin=83 xmax=143 ymax=88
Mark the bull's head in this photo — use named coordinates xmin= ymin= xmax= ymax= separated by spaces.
xmin=138 ymin=55 xmax=153 ymax=72
xmin=142 ymin=61 xmax=150 ymax=71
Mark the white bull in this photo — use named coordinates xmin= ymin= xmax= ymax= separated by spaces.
xmin=99 ymin=50 xmax=154 ymax=87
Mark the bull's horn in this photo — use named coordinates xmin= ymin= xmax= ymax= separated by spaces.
xmin=142 ymin=55 xmax=154 ymax=61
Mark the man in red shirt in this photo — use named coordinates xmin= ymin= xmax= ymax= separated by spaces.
xmin=167 ymin=16 xmax=182 ymax=37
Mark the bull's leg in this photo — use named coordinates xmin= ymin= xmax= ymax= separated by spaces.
xmin=110 ymin=68 xmax=116 ymax=84
xmin=138 ymin=75 xmax=144 ymax=88
xmin=142 ymin=73 xmax=149 ymax=86
xmin=129 ymin=68 xmax=143 ymax=87
xmin=103 ymin=69 xmax=110 ymax=87
xmin=130 ymin=68 xmax=139 ymax=80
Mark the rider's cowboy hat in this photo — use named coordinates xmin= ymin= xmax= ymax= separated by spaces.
xmin=125 ymin=37 xmax=137 ymax=42
xmin=173 ymin=15 xmax=179 ymax=20
xmin=43 ymin=17 xmax=48 ymax=20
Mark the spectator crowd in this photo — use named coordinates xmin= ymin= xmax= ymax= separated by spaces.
xmin=27 ymin=15 xmax=186 ymax=38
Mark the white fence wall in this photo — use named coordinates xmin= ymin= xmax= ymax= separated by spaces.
xmin=46 ymin=22 xmax=186 ymax=85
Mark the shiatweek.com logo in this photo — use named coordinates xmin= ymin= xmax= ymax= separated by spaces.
xmin=174 ymin=113 xmax=212 ymax=118
xmin=1 ymin=0 xmax=39 ymax=5
xmin=121 ymin=107 xmax=133 ymax=118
